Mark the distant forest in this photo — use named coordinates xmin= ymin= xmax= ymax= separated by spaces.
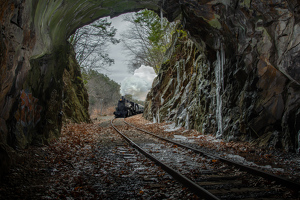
xmin=85 ymin=69 xmax=121 ymax=117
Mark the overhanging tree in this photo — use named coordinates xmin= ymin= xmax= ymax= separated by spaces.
xmin=122 ymin=10 xmax=177 ymax=74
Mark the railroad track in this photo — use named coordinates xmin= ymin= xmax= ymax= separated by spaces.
xmin=111 ymin=118 xmax=300 ymax=199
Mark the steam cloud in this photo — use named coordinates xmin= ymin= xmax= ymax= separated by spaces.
xmin=121 ymin=65 xmax=157 ymax=101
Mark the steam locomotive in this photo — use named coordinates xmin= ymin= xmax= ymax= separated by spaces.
xmin=114 ymin=96 xmax=144 ymax=118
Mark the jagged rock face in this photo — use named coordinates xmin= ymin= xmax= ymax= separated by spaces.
xmin=163 ymin=0 xmax=300 ymax=83
xmin=144 ymin=35 xmax=213 ymax=133
xmin=183 ymin=0 xmax=300 ymax=151
xmin=145 ymin=0 xmax=300 ymax=151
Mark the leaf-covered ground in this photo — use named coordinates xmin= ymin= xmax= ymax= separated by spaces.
xmin=0 ymin=114 xmax=299 ymax=199
xmin=0 ymin=116 xmax=197 ymax=199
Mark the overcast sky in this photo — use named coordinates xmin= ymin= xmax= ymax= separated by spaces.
xmin=103 ymin=14 xmax=132 ymax=82
xmin=99 ymin=13 xmax=157 ymax=101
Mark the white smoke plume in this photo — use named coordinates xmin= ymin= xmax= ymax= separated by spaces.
xmin=121 ymin=65 xmax=157 ymax=101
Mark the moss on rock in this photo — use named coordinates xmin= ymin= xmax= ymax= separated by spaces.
xmin=62 ymin=45 xmax=90 ymax=123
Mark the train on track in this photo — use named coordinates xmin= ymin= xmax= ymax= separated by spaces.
xmin=114 ymin=96 xmax=144 ymax=118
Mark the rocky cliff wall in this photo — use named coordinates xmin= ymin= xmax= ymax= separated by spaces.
xmin=174 ymin=0 xmax=300 ymax=152
xmin=145 ymin=0 xmax=300 ymax=152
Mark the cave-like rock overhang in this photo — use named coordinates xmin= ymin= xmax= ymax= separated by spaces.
xmin=31 ymin=0 xmax=171 ymax=58
xmin=31 ymin=0 xmax=300 ymax=84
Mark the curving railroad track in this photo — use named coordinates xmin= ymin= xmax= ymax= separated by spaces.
xmin=111 ymin=118 xmax=300 ymax=200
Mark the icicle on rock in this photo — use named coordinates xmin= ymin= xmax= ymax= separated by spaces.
xmin=298 ymin=130 xmax=300 ymax=154
xmin=160 ymin=0 xmax=164 ymax=30
xmin=177 ymin=63 xmax=180 ymax=85
xmin=160 ymin=7 xmax=163 ymax=30
xmin=221 ymin=43 xmax=225 ymax=92
xmin=215 ymin=43 xmax=224 ymax=138
xmin=185 ymin=112 xmax=189 ymax=130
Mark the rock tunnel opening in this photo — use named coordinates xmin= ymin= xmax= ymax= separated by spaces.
xmin=1 ymin=0 xmax=300 ymax=182
xmin=69 ymin=10 xmax=175 ymax=120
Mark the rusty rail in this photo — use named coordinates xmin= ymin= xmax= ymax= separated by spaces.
xmin=111 ymin=118 xmax=220 ymax=200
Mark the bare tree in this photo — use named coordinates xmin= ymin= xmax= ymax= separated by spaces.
xmin=69 ymin=18 xmax=120 ymax=71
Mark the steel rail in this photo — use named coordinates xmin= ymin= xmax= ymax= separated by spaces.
xmin=124 ymin=119 xmax=300 ymax=192
xmin=111 ymin=119 xmax=220 ymax=200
